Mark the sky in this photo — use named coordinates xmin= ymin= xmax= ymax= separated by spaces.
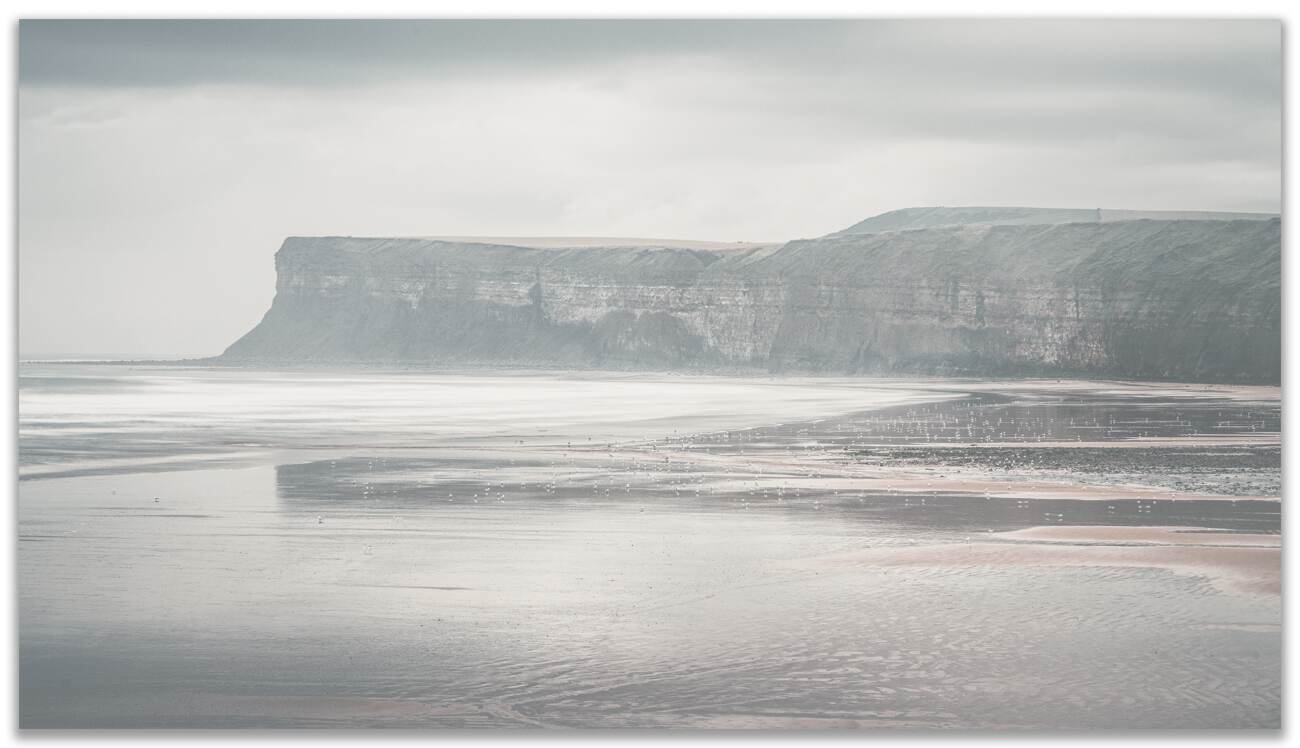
xmin=18 ymin=19 xmax=1282 ymax=358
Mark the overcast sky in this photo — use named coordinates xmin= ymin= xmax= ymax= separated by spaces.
xmin=19 ymin=19 xmax=1281 ymax=357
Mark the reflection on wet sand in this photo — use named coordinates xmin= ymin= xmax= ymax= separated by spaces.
xmin=18 ymin=366 xmax=1281 ymax=728
xmin=792 ymin=526 xmax=1280 ymax=597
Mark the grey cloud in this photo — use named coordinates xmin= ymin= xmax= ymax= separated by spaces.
xmin=20 ymin=19 xmax=1278 ymax=102
xmin=18 ymin=19 xmax=855 ymax=88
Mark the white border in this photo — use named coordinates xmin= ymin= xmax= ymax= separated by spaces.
xmin=2 ymin=2 xmax=1291 ymax=747
xmin=0 ymin=0 xmax=1295 ymax=18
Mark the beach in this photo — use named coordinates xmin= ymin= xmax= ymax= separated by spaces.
xmin=18 ymin=364 xmax=1280 ymax=728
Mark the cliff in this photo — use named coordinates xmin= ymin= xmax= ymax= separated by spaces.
xmin=221 ymin=212 xmax=1282 ymax=383
xmin=832 ymin=206 xmax=1277 ymax=235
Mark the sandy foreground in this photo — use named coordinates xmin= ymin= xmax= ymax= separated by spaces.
xmin=19 ymin=367 xmax=1282 ymax=728
xmin=788 ymin=525 xmax=1280 ymax=597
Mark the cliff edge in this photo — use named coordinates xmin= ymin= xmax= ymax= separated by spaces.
xmin=221 ymin=210 xmax=1281 ymax=383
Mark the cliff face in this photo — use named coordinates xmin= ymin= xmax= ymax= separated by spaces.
xmin=222 ymin=216 xmax=1282 ymax=383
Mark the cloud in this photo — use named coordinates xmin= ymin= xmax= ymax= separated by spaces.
xmin=18 ymin=20 xmax=858 ymax=89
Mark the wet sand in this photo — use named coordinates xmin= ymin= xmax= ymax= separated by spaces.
xmin=792 ymin=525 xmax=1280 ymax=597
xmin=18 ymin=365 xmax=1282 ymax=729
xmin=1002 ymin=525 xmax=1281 ymax=546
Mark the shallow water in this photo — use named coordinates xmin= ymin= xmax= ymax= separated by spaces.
xmin=17 ymin=364 xmax=1281 ymax=728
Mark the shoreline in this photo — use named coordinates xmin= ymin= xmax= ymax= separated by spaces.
xmin=18 ymin=357 xmax=1283 ymax=390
